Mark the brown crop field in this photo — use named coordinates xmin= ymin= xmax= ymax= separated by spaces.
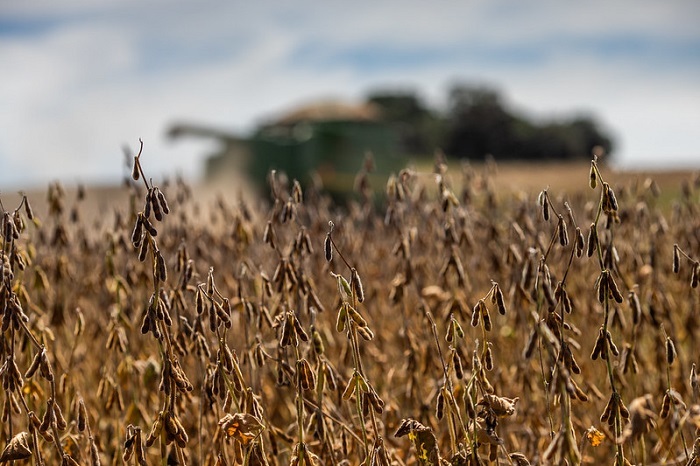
xmin=1 ymin=151 xmax=699 ymax=466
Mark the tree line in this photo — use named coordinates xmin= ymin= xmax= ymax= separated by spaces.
xmin=368 ymin=84 xmax=614 ymax=162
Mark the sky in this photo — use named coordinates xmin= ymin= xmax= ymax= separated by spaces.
xmin=1 ymin=1 xmax=699 ymax=189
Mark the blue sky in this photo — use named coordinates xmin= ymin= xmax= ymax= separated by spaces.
xmin=1 ymin=1 xmax=699 ymax=188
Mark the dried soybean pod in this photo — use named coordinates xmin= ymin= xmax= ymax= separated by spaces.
xmin=296 ymin=359 xmax=316 ymax=391
xmin=39 ymin=399 xmax=55 ymax=433
xmin=575 ymin=227 xmax=585 ymax=257
xmin=494 ymin=284 xmax=507 ymax=315
xmin=132 ymin=157 xmax=140 ymax=181
xmin=435 ymin=390 xmax=445 ymax=420
xmin=292 ymin=314 xmax=309 ymax=342
xmin=324 ymin=234 xmax=333 ymax=262
xmin=151 ymin=189 xmax=163 ymax=221
xmin=89 ymin=441 xmax=100 ymax=466
xmin=618 ymin=399 xmax=629 ymax=420
xmin=54 ymin=401 xmax=67 ymax=431
xmin=541 ymin=191 xmax=550 ymax=221
xmin=357 ymin=326 xmax=375 ymax=341
xmin=558 ymin=214 xmax=569 ymax=246
xmin=342 ymin=377 xmax=356 ymax=401
xmin=666 ymin=337 xmax=677 ymax=365
xmin=23 ymin=195 xmax=35 ymax=220
xmin=591 ymin=328 xmax=606 ymax=361
xmin=138 ymin=237 xmax=149 ymax=262
xmin=605 ymin=331 xmax=619 ymax=357
xmin=279 ymin=314 xmax=292 ymax=347
xmin=351 ymin=267 xmax=365 ymax=303
xmin=673 ymin=244 xmax=680 ymax=273
xmin=263 ymin=221 xmax=276 ymax=249
xmin=470 ymin=301 xmax=480 ymax=327
xmin=195 ymin=288 xmax=204 ymax=315
xmin=142 ymin=214 xmax=157 ymax=237
xmin=156 ymin=188 xmax=170 ymax=215
xmin=78 ymin=398 xmax=88 ymax=432
xmin=587 ymin=224 xmax=598 ymax=258
xmin=607 ymin=274 xmax=624 ymax=304
xmin=336 ymin=304 xmax=347 ymax=333
xmin=660 ymin=392 xmax=671 ymax=418
xmin=453 ymin=351 xmax=464 ymax=379
xmin=606 ymin=184 xmax=619 ymax=211
xmin=484 ymin=345 xmax=494 ymax=371
xmin=629 ymin=291 xmax=641 ymax=325
xmin=155 ymin=250 xmax=167 ymax=282
xmin=481 ymin=304 xmax=492 ymax=332
xmin=600 ymin=394 xmax=614 ymax=424
xmin=523 ymin=330 xmax=537 ymax=359
xmin=597 ymin=270 xmax=608 ymax=304
xmin=25 ymin=348 xmax=44 ymax=379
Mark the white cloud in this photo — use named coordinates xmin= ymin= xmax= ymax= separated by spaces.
xmin=0 ymin=0 xmax=698 ymax=189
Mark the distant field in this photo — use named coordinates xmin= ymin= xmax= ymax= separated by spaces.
xmin=5 ymin=161 xmax=696 ymax=219
xmin=482 ymin=161 xmax=690 ymax=192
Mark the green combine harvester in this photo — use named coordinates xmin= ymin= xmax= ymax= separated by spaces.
xmin=168 ymin=101 xmax=406 ymax=200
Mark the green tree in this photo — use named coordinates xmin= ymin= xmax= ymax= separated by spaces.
xmin=443 ymin=84 xmax=614 ymax=161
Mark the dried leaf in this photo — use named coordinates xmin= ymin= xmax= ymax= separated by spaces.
xmin=219 ymin=413 xmax=264 ymax=445
xmin=0 ymin=432 xmax=32 ymax=461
